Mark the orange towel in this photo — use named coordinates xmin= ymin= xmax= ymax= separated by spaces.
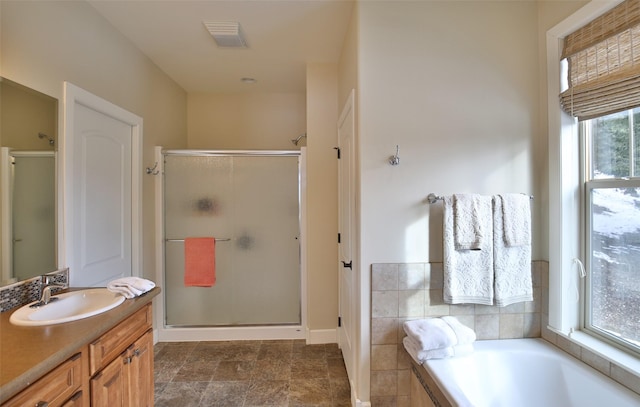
xmin=184 ymin=237 xmax=216 ymax=287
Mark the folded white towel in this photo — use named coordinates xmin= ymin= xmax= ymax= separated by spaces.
xmin=107 ymin=277 xmax=155 ymax=299
xmin=403 ymin=318 xmax=457 ymax=350
xmin=403 ymin=336 xmax=474 ymax=363
xmin=443 ymin=195 xmax=494 ymax=305
xmin=453 ymin=194 xmax=484 ymax=250
xmin=441 ymin=316 xmax=477 ymax=345
xmin=493 ymin=195 xmax=533 ymax=307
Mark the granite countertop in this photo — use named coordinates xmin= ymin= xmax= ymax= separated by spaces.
xmin=0 ymin=287 xmax=160 ymax=404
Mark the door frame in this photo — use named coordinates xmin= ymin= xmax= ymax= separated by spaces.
xmin=338 ymin=89 xmax=357 ymax=398
xmin=62 ymin=82 xmax=142 ymax=281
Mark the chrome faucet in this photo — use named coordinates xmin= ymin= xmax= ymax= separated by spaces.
xmin=31 ymin=275 xmax=66 ymax=307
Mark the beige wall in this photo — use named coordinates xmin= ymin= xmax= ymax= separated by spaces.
xmin=1 ymin=0 xmax=187 ymax=282
xmin=187 ymin=92 xmax=306 ymax=150
xmin=306 ymin=64 xmax=339 ymax=333
xmin=1 ymin=80 xmax=57 ymax=150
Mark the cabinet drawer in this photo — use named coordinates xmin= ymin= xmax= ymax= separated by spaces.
xmin=3 ymin=352 xmax=83 ymax=407
xmin=89 ymin=304 xmax=152 ymax=376
xmin=62 ymin=391 xmax=85 ymax=407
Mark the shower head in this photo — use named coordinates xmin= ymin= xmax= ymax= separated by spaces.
xmin=291 ymin=133 xmax=307 ymax=146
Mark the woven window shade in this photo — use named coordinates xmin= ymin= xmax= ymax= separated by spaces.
xmin=560 ymin=0 xmax=640 ymax=120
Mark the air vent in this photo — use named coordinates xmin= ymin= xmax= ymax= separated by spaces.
xmin=203 ymin=21 xmax=248 ymax=48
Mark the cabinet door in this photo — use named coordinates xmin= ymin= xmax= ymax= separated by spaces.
xmin=90 ymin=354 xmax=126 ymax=407
xmin=125 ymin=330 xmax=154 ymax=407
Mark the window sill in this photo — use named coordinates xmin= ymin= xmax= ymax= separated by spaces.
xmin=557 ymin=329 xmax=640 ymax=392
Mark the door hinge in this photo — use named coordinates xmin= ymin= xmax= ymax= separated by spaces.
xmin=334 ymin=147 xmax=341 ymax=159
xmin=341 ymin=260 xmax=352 ymax=269
xmin=338 ymin=233 xmax=341 ymax=243
xmin=338 ymin=316 xmax=342 ymax=327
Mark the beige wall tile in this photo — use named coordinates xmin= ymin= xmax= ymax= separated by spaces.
xmin=372 ymin=344 xmax=398 ymax=371
xmin=373 ymin=291 xmax=399 ymax=318
xmin=499 ymin=314 xmax=524 ymax=339
xmin=373 ymin=264 xmax=399 ymax=290
xmin=372 ymin=318 xmax=399 ymax=345
xmin=399 ymin=264 xmax=426 ymax=290
xmin=399 ymin=290 xmax=425 ymax=318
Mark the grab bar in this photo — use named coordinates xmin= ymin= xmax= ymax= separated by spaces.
xmin=427 ymin=193 xmax=534 ymax=204
xmin=165 ymin=238 xmax=231 ymax=242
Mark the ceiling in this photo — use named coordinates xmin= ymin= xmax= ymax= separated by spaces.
xmin=88 ymin=0 xmax=354 ymax=94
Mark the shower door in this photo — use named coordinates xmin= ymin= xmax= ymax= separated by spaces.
xmin=163 ymin=152 xmax=301 ymax=326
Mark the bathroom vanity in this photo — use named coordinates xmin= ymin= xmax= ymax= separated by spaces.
xmin=0 ymin=287 xmax=159 ymax=406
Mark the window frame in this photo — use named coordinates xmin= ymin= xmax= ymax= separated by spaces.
xmin=547 ymin=0 xmax=640 ymax=373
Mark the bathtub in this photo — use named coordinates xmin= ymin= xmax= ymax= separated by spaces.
xmin=413 ymin=338 xmax=640 ymax=407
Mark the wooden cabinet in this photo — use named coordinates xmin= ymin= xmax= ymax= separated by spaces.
xmin=90 ymin=330 xmax=153 ymax=407
xmin=3 ymin=351 xmax=88 ymax=407
xmin=90 ymin=304 xmax=153 ymax=407
xmin=2 ymin=303 xmax=154 ymax=407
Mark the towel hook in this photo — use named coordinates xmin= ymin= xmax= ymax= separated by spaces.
xmin=146 ymin=162 xmax=159 ymax=175
xmin=389 ymin=145 xmax=400 ymax=166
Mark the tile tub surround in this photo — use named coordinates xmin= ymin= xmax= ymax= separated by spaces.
xmin=154 ymin=340 xmax=351 ymax=407
xmin=0 ymin=269 xmax=68 ymax=312
xmin=370 ymin=261 xmax=544 ymax=406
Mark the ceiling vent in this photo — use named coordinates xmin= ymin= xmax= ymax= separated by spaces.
xmin=203 ymin=21 xmax=248 ymax=48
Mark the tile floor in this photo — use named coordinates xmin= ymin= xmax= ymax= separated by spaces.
xmin=154 ymin=340 xmax=352 ymax=406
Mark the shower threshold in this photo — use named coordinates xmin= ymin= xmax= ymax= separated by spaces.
xmin=157 ymin=324 xmax=306 ymax=342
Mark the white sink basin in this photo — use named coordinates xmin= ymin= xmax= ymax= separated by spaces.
xmin=10 ymin=288 xmax=125 ymax=326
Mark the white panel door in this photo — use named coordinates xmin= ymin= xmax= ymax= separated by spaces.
xmin=65 ymin=83 xmax=142 ymax=288
xmin=72 ymin=104 xmax=132 ymax=286
xmin=338 ymin=90 xmax=356 ymax=386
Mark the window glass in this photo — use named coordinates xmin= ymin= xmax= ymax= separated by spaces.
xmin=585 ymin=110 xmax=640 ymax=352
xmin=591 ymin=111 xmax=630 ymax=179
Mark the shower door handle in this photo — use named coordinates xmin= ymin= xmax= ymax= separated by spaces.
xmin=341 ymin=260 xmax=352 ymax=269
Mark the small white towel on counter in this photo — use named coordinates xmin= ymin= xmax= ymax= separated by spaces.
xmin=443 ymin=195 xmax=494 ymax=305
xmin=493 ymin=194 xmax=532 ymax=307
xmin=402 ymin=316 xmax=476 ymax=363
xmin=402 ymin=317 xmax=458 ymax=350
xmin=107 ymin=277 xmax=156 ymax=299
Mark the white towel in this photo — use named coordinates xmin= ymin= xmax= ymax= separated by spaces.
xmin=453 ymin=194 xmax=484 ymax=250
xmin=441 ymin=316 xmax=477 ymax=345
xmin=493 ymin=195 xmax=533 ymax=307
xmin=443 ymin=195 xmax=494 ymax=305
xmin=107 ymin=277 xmax=156 ymax=299
xmin=501 ymin=194 xmax=531 ymax=247
xmin=403 ymin=336 xmax=474 ymax=363
xmin=403 ymin=318 xmax=457 ymax=350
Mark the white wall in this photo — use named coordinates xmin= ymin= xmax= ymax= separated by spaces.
xmin=349 ymin=0 xmax=586 ymax=402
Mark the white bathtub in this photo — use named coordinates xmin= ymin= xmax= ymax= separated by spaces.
xmin=421 ymin=338 xmax=640 ymax=407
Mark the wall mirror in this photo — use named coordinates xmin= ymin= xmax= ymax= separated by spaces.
xmin=0 ymin=77 xmax=58 ymax=286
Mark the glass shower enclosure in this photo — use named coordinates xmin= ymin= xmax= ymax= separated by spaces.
xmin=163 ymin=150 xmax=301 ymax=327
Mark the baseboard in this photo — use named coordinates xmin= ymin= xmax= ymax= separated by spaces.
xmin=306 ymin=328 xmax=337 ymax=344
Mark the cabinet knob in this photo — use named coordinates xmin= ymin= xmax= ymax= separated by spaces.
xmin=35 ymin=402 xmax=49 ymax=407
xmin=133 ymin=348 xmax=141 ymax=357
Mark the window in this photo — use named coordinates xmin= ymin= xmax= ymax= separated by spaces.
xmin=582 ymin=108 xmax=640 ymax=353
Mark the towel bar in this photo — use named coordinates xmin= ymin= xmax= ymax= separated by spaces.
xmin=427 ymin=193 xmax=534 ymax=204
xmin=165 ymin=238 xmax=231 ymax=242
